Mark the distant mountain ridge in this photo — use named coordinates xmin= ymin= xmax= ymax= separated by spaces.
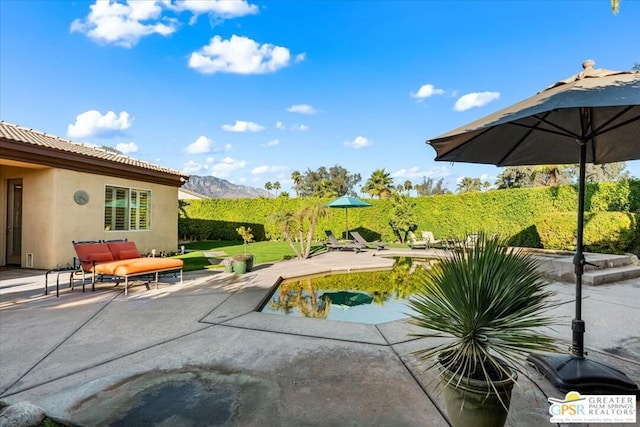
xmin=183 ymin=175 xmax=267 ymax=199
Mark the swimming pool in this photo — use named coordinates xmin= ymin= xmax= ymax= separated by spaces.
xmin=259 ymin=257 xmax=438 ymax=324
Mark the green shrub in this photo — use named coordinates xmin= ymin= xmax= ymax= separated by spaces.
xmin=178 ymin=179 xmax=639 ymax=254
xmin=536 ymin=212 xmax=638 ymax=254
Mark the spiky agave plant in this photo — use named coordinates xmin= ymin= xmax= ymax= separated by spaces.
xmin=407 ymin=233 xmax=560 ymax=391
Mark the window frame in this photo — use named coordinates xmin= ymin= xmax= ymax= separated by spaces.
xmin=104 ymin=185 xmax=152 ymax=232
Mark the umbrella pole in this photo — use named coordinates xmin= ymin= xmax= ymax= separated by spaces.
xmin=345 ymin=208 xmax=349 ymax=240
xmin=571 ymin=141 xmax=587 ymax=358
xmin=527 ymin=135 xmax=638 ymax=395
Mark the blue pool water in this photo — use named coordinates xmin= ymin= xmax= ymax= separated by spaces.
xmin=259 ymin=257 xmax=437 ymax=324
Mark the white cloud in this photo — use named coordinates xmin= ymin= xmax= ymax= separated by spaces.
xmin=186 ymin=135 xmax=212 ymax=154
xmin=411 ymin=84 xmax=444 ymax=100
xmin=344 ymin=136 xmax=370 ymax=149
xmin=275 ymin=121 xmax=285 ymax=130
xmin=115 ymin=141 xmax=138 ymax=153
xmin=391 ymin=166 xmax=450 ymax=180
xmin=221 ymin=120 xmax=264 ymax=132
xmin=251 ymin=165 xmax=287 ymax=175
xmin=454 ymin=91 xmax=500 ymax=111
xmin=182 ymin=160 xmax=203 ymax=174
xmin=70 ymin=0 xmax=177 ymax=48
xmin=292 ymin=124 xmax=309 ymax=131
xmin=264 ymin=139 xmax=280 ymax=147
xmin=223 ymin=143 xmax=232 ymax=151
xmin=205 ymin=156 xmax=215 ymax=163
xmin=210 ymin=156 xmax=247 ymax=178
xmin=173 ymin=0 xmax=258 ymax=19
xmin=287 ymin=104 xmax=317 ymax=115
xmin=68 ymin=110 xmax=133 ymax=138
xmin=188 ymin=35 xmax=298 ymax=75
xmin=294 ymin=53 xmax=306 ymax=63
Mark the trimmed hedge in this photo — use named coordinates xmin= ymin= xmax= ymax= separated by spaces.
xmin=536 ymin=212 xmax=639 ymax=254
xmin=178 ymin=179 xmax=640 ymax=254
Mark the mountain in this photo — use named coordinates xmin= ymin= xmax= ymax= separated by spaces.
xmin=182 ymin=175 xmax=268 ymax=199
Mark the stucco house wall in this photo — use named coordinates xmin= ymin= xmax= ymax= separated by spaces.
xmin=0 ymin=121 xmax=188 ymax=270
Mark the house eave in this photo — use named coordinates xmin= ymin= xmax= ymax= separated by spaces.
xmin=1 ymin=139 xmax=188 ymax=187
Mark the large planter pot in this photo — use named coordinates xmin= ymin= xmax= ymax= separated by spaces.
xmin=438 ymin=360 xmax=516 ymax=427
xmin=232 ymin=260 xmax=247 ymax=274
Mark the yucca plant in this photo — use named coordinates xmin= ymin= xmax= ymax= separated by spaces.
xmin=407 ymin=233 xmax=560 ymax=426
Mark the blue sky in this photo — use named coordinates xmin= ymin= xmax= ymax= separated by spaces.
xmin=1 ymin=0 xmax=639 ymax=192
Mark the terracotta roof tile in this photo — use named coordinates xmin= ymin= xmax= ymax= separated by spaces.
xmin=0 ymin=120 xmax=187 ymax=178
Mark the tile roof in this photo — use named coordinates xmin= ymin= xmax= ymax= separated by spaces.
xmin=0 ymin=120 xmax=187 ymax=178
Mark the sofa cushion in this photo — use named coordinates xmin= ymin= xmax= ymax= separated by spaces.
xmin=88 ymin=252 xmax=115 ymax=263
xmin=118 ymin=249 xmax=141 ymax=260
xmin=73 ymin=242 xmax=112 ymax=272
xmin=107 ymin=241 xmax=141 ymax=260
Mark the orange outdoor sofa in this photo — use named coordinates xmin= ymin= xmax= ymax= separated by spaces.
xmin=72 ymin=240 xmax=183 ymax=295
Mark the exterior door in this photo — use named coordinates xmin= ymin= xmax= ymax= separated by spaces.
xmin=6 ymin=179 xmax=23 ymax=265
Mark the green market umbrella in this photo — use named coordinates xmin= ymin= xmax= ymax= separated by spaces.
xmin=327 ymin=196 xmax=371 ymax=239
xmin=321 ymin=291 xmax=373 ymax=308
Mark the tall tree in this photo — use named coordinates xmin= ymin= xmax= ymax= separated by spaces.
xmin=496 ymin=162 xmax=627 ymax=189
xmin=456 ymin=177 xmax=486 ymax=193
xmin=388 ymin=193 xmax=417 ymax=243
xmin=291 ymin=170 xmax=302 ymax=197
xmin=298 ymin=165 xmax=361 ymax=197
xmin=363 ymin=168 xmax=395 ymax=199
xmin=273 ymin=181 xmax=281 ymax=197
xmin=404 ymin=180 xmax=413 ymax=195
xmin=270 ymin=202 xmax=328 ymax=259
xmin=264 ymin=181 xmax=273 ymax=198
xmin=415 ymin=177 xmax=449 ymax=196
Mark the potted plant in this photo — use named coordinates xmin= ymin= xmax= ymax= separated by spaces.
xmin=231 ymin=254 xmax=250 ymax=274
xmin=406 ymin=233 xmax=559 ymax=427
xmin=222 ymin=258 xmax=234 ymax=273
xmin=236 ymin=226 xmax=254 ymax=272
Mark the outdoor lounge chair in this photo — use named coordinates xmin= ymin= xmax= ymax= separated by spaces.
xmin=324 ymin=230 xmax=362 ymax=253
xmin=72 ymin=240 xmax=183 ymax=295
xmin=421 ymin=231 xmax=442 ymax=248
xmin=351 ymin=231 xmax=386 ymax=251
xmin=408 ymin=231 xmax=428 ymax=249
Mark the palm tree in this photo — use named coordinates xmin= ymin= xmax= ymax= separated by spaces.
xmin=363 ymin=168 xmax=394 ymax=199
xmin=404 ymin=180 xmax=413 ymax=195
xmin=270 ymin=203 xmax=328 ymax=259
xmin=273 ymin=181 xmax=281 ymax=197
xmin=456 ymin=177 xmax=482 ymax=193
xmin=291 ymin=170 xmax=302 ymax=197
xmin=264 ymin=181 xmax=273 ymax=198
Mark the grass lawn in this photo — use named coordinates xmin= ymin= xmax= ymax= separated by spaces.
xmin=176 ymin=241 xmax=327 ymax=271
xmin=175 ymin=240 xmax=410 ymax=272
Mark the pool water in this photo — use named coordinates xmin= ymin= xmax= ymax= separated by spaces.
xmin=259 ymin=257 xmax=438 ymax=324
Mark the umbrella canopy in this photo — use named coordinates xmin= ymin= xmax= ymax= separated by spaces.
xmin=327 ymin=196 xmax=372 ymax=239
xmin=428 ymin=60 xmax=640 ymax=166
xmin=426 ymin=60 xmax=640 ymax=394
xmin=321 ymin=291 xmax=373 ymax=308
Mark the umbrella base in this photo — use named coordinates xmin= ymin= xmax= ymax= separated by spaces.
xmin=528 ymin=353 xmax=639 ymax=396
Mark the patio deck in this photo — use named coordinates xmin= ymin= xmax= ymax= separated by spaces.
xmin=1 ymin=250 xmax=638 ymax=426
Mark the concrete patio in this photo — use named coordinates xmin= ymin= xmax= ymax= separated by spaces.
xmin=1 ymin=250 xmax=638 ymax=426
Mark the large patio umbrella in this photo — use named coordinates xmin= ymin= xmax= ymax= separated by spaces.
xmin=327 ymin=195 xmax=372 ymax=239
xmin=321 ymin=291 xmax=373 ymax=308
xmin=426 ymin=60 xmax=640 ymax=394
